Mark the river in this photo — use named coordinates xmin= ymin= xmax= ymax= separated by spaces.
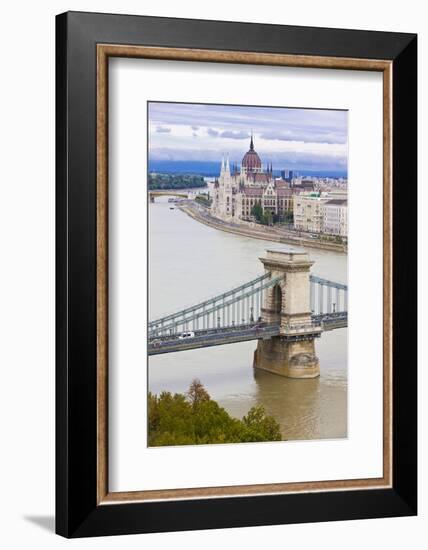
xmin=148 ymin=197 xmax=348 ymax=441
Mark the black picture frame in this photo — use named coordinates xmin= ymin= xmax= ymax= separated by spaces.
xmin=56 ymin=11 xmax=417 ymax=538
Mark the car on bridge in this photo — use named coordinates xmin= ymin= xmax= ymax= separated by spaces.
xmin=178 ymin=331 xmax=195 ymax=339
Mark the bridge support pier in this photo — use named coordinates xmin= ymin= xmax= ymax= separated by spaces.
xmin=254 ymin=337 xmax=319 ymax=378
xmin=253 ymin=249 xmax=320 ymax=379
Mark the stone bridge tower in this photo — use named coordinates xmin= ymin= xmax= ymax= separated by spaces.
xmin=253 ymin=249 xmax=321 ymax=378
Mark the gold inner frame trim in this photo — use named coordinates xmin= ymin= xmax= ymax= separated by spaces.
xmin=96 ymin=44 xmax=393 ymax=504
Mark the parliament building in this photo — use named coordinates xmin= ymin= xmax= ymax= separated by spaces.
xmin=211 ymin=135 xmax=295 ymax=222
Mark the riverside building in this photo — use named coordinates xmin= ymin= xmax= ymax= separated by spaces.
xmin=211 ymin=136 xmax=294 ymax=222
xmin=293 ymin=192 xmax=348 ymax=236
xmin=323 ymin=199 xmax=348 ymax=236
xmin=211 ymin=135 xmax=347 ymax=236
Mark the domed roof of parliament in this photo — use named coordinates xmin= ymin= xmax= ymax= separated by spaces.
xmin=241 ymin=134 xmax=262 ymax=172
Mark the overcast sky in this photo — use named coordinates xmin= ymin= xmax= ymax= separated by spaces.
xmin=148 ymin=102 xmax=348 ymax=171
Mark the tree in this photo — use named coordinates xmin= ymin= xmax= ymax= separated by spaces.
xmin=283 ymin=211 xmax=294 ymax=224
xmin=148 ymin=173 xmax=206 ymax=190
xmin=148 ymin=381 xmax=282 ymax=446
xmin=187 ymin=378 xmax=210 ymax=408
xmin=242 ymin=405 xmax=282 ymax=442
xmin=262 ymin=210 xmax=273 ymax=226
xmin=195 ymin=194 xmax=212 ymax=207
xmin=251 ymin=201 xmax=263 ymax=223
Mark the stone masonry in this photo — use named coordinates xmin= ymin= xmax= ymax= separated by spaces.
xmin=253 ymin=248 xmax=321 ymax=379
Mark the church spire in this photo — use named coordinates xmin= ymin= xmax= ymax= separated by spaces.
xmin=220 ymin=155 xmax=225 ymax=175
xmin=225 ymin=153 xmax=230 ymax=174
xmin=250 ymin=131 xmax=254 ymax=151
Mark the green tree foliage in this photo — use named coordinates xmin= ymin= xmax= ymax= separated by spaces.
xmin=148 ymin=173 xmax=206 ymax=190
xmin=263 ymin=210 xmax=273 ymax=226
xmin=242 ymin=405 xmax=283 ymax=442
xmin=194 ymin=194 xmax=212 ymax=207
xmin=283 ymin=211 xmax=294 ymax=224
xmin=148 ymin=380 xmax=282 ymax=446
xmin=250 ymin=201 xmax=263 ymax=222
xmin=186 ymin=378 xmax=210 ymax=408
xmin=250 ymin=202 xmax=275 ymax=226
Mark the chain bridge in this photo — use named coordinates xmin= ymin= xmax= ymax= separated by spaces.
xmin=148 ymin=249 xmax=347 ymax=379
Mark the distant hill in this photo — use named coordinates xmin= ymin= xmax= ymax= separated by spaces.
xmin=148 ymin=160 xmax=347 ymax=179
xmin=149 ymin=161 xmax=221 ymax=177
xmin=148 ymin=173 xmax=206 ymax=190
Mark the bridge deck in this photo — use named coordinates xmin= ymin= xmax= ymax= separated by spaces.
xmin=148 ymin=313 xmax=348 ymax=355
xmin=148 ymin=323 xmax=280 ymax=355
xmin=313 ymin=312 xmax=348 ymax=331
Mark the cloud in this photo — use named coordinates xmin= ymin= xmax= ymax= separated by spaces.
xmin=148 ymin=102 xmax=348 ymax=171
xmin=155 ymin=125 xmax=171 ymax=133
xmin=207 ymin=128 xmax=219 ymax=137
xmin=149 ymin=146 xmax=347 ymax=171
xmin=148 ymin=103 xmax=347 ymax=146
xmin=220 ymin=130 xmax=250 ymax=140
xmin=260 ymin=129 xmax=347 ymax=145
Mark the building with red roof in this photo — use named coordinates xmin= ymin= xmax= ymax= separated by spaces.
xmin=211 ymin=135 xmax=294 ymax=223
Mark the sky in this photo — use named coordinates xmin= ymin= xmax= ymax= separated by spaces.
xmin=148 ymin=102 xmax=348 ymax=171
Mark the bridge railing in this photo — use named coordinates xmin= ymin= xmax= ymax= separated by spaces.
xmin=150 ymin=321 xmax=275 ymax=342
xmin=148 ymin=323 xmax=281 ymax=355
xmin=149 ymin=273 xmax=282 ymax=337
xmin=149 ymin=272 xmax=348 ymax=338
xmin=309 ymin=275 xmax=348 ymax=316
xmin=149 ymin=272 xmax=270 ymax=330
xmin=282 ymin=321 xmax=322 ymax=334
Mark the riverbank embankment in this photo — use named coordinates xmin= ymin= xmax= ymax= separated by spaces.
xmin=178 ymin=202 xmax=347 ymax=254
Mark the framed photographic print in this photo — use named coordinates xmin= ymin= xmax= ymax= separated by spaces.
xmin=56 ymin=11 xmax=417 ymax=537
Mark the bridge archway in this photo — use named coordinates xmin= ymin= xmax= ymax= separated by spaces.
xmin=272 ymin=284 xmax=283 ymax=315
xmin=262 ymin=283 xmax=283 ymax=324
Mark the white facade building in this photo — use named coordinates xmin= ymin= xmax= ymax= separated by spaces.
xmin=323 ymin=199 xmax=348 ymax=236
xmin=293 ymin=193 xmax=328 ymax=233
xmin=293 ymin=192 xmax=348 ymax=236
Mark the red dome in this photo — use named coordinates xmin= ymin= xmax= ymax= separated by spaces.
xmin=242 ymin=135 xmax=261 ymax=172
